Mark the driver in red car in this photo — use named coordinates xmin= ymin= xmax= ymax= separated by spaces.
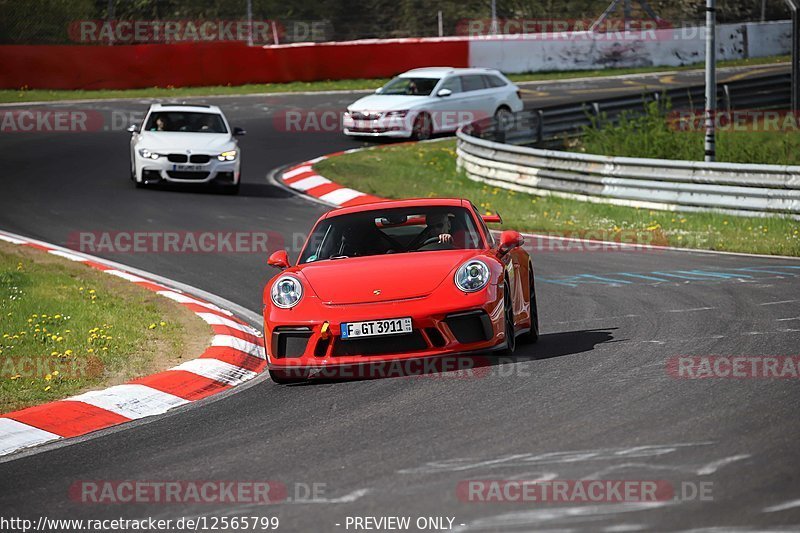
xmin=410 ymin=212 xmax=453 ymax=249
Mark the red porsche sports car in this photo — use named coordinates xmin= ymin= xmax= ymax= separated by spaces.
xmin=263 ymin=198 xmax=538 ymax=383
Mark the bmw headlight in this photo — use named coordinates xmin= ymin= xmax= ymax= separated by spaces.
xmin=454 ymin=260 xmax=490 ymax=293
xmin=138 ymin=149 xmax=161 ymax=160
xmin=271 ymin=276 xmax=303 ymax=309
xmin=217 ymin=150 xmax=237 ymax=161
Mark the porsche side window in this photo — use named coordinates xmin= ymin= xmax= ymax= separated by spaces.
xmin=473 ymin=206 xmax=495 ymax=247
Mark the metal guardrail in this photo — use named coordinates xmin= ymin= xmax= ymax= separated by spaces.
xmin=457 ymin=72 xmax=799 ymax=218
xmin=465 ymin=73 xmax=791 ymax=147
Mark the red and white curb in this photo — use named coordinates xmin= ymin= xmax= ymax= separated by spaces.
xmin=0 ymin=229 xmax=266 ymax=458
xmin=279 ymin=149 xmax=383 ymax=208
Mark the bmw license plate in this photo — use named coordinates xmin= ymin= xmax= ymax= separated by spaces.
xmin=173 ymin=164 xmax=203 ymax=171
xmin=341 ymin=317 xmax=412 ymax=340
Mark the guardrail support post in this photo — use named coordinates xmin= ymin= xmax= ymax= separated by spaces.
xmin=704 ymin=0 xmax=717 ymax=162
xmin=785 ymin=0 xmax=800 ymax=112
xmin=536 ymin=110 xmax=544 ymax=145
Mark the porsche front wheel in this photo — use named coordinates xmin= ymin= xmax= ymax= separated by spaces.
xmin=501 ymin=282 xmax=516 ymax=355
xmin=519 ymin=267 xmax=539 ymax=344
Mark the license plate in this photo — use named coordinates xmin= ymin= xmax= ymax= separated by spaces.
xmin=341 ymin=317 xmax=412 ymax=340
xmin=355 ymin=120 xmax=372 ymax=129
xmin=173 ymin=164 xmax=204 ymax=171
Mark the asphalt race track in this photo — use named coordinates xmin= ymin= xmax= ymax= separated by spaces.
xmin=1 ymin=65 xmax=799 ymax=532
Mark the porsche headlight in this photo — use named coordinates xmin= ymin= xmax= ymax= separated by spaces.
xmin=271 ymin=276 xmax=303 ymax=309
xmin=138 ymin=149 xmax=161 ymax=160
xmin=217 ymin=150 xmax=237 ymax=161
xmin=454 ymin=260 xmax=490 ymax=293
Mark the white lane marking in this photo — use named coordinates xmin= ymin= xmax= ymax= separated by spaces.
xmin=0 ymin=234 xmax=27 ymax=244
xmin=290 ymin=175 xmax=330 ymax=191
xmin=104 ymin=269 xmax=150 ymax=283
xmin=157 ymin=290 xmax=233 ymax=316
xmin=0 ymin=419 xmax=61 ymax=456
xmin=172 ymin=358 xmax=256 ymax=386
xmin=763 ymin=499 xmax=800 ymax=513
xmin=603 ymin=526 xmax=647 ymax=532
xmin=452 ymin=502 xmax=672 ymax=531
xmin=196 ymin=312 xmax=262 ymax=337
xmin=666 ymin=307 xmax=716 ymax=313
xmin=776 ymin=317 xmax=800 ymax=321
xmin=696 ymin=454 xmax=750 ymax=475
xmin=68 ymin=384 xmax=189 ymax=419
xmin=282 ymin=165 xmax=314 ymax=179
xmin=319 ymin=187 xmax=364 ymax=205
xmin=47 ymin=250 xmax=87 ymax=262
xmin=760 ymin=300 xmax=800 ymax=306
xmin=211 ymin=335 xmax=266 ymax=359
xmin=551 ymin=314 xmax=639 ymax=324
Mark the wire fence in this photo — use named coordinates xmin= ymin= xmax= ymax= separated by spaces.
xmin=0 ymin=0 xmax=791 ymax=45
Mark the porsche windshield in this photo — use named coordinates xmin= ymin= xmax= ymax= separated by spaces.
xmin=380 ymin=77 xmax=440 ymax=96
xmin=299 ymin=206 xmax=483 ymax=263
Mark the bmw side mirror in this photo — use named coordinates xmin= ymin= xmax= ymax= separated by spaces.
xmin=268 ymin=250 xmax=290 ymax=269
xmin=436 ymin=89 xmax=452 ymax=97
xmin=127 ymin=124 xmax=140 ymax=134
xmin=498 ymin=230 xmax=523 ymax=255
xmin=233 ymin=127 xmax=246 ymax=136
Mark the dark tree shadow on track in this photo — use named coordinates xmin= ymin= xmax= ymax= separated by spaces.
xmin=517 ymin=328 xmax=617 ymax=361
xmin=280 ymin=328 xmax=616 ymax=386
xmin=133 ymin=181 xmax=294 ymax=198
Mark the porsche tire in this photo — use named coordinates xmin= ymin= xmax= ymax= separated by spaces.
xmin=519 ymin=267 xmax=539 ymax=344
xmin=501 ymin=282 xmax=516 ymax=355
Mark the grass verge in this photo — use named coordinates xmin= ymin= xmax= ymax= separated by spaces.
xmin=0 ymin=55 xmax=788 ymax=104
xmin=0 ymin=241 xmax=211 ymax=413
xmin=313 ymin=139 xmax=799 ymax=257
xmin=573 ymin=101 xmax=800 ymax=165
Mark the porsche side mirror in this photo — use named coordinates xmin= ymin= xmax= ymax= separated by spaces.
xmin=233 ymin=127 xmax=246 ymax=136
xmin=268 ymin=250 xmax=290 ymax=269
xmin=127 ymin=124 xmax=140 ymax=134
xmin=375 ymin=87 xmax=383 ymax=94
xmin=498 ymin=230 xmax=523 ymax=255
xmin=436 ymin=88 xmax=452 ymax=97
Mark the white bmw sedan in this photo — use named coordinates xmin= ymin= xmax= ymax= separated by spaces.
xmin=128 ymin=104 xmax=245 ymax=194
xmin=343 ymin=67 xmax=523 ymax=140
